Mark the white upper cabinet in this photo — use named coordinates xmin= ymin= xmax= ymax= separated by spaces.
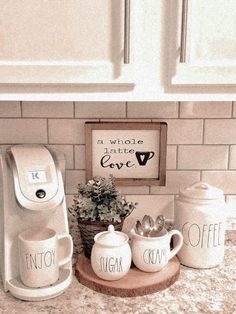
xmin=0 ymin=0 xmax=135 ymax=85
xmin=1 ymin=0 xmax=236 ymax=99
xmin=168 ymin=0 xmax=236 ymax=85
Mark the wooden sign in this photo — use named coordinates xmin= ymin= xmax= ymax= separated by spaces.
xmin=85 ymin=122 xmax=167 ymax=186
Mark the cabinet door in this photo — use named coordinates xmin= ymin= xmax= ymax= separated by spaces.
xmin=0 ymin=0 xmax=134 ymax=85
xmin=169 ymin=0 xmax=236 ymax=85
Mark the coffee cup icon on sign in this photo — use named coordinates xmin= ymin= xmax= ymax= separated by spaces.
xmin=135 ymin=151 xmax=155 ymax=166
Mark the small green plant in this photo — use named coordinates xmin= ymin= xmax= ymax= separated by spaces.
xmin=69 ymin=175 xmax=137 ymax=223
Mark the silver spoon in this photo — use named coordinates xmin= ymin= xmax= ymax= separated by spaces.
xmin=135 ymin=220 xmax=144 ymax=236
xmin=150 ymin=215 xmax=165 ymax=237
xmin=154 ymin=215 xmax=165 ymax=233
xmin=142 ymin=215 xmax=154 ymax=237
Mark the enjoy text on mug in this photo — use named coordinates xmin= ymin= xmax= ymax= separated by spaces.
xmin=18 ymin=227 xmax=73 ymax=288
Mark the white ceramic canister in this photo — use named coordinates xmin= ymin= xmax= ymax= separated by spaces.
xmin=91 ymin=225 xmax=132 ymax=281
xmin=130 ymin=228 xmax=183 ymax=272
xmin=174 ymin=181 xmax=227 ymax=268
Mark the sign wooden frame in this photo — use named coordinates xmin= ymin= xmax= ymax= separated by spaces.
xmin=85 ymin=122 xmax=167 ymax=186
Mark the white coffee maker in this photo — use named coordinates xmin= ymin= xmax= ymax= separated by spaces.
xmin=0 ymin=144 xmax=73 ymax=301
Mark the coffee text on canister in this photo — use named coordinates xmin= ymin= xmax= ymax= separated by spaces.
xmin=181 ymin=222 xmax=223 ymax=248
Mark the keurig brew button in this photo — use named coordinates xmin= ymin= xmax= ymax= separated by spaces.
xmin=36 ymin=189 xmax=46 ymax=199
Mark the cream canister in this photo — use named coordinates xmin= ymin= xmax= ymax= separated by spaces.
xmin=174 ymin=182 xmax=227 ymax=268
xmin=130 ymin=228 xmax=183 ymax=272
xmin=91 ymin=225 xmax=131 ymax=280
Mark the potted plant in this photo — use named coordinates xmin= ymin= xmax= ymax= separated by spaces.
xmin=69 ymin=175 xmax=137 ymax=258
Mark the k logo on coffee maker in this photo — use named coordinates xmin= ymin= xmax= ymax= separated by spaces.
xmin=135 ymin=151 xmax=155 ymax=166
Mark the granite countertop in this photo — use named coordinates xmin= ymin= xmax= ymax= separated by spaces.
xmin=0 ymin=230 xmax=235 ymax=314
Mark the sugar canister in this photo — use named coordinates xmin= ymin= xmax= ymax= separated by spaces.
xmin=91 ymin=225 xmax=131 ymax=280
xmin=174 ymin=182 xmax=227 ymax=268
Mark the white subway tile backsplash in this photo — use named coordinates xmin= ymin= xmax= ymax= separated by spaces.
xmin=65 ymin=170 xmax=86 ymax=194
xmin=0 ymin=102 xmax=21 ymax=117
xmin=75 ymin=102 xmax=126 ymax=118
xmin=74 ymin=145 xmax=85 ymax=169
xmin=232 ymin=102 xmax=236 ymax=117
xmin=178 ymin=145 xmax=228 ymax=169
xmin=180 ymin=102 xmax=232 ymax=118
xmin=100 ymin=118 xmax=152 ymax=122
xmin=65 ymin=194 xmax=74 ymax=209
xmin=46 ymin=145 xmax=74 ymax=169
xmin=155 ymin=119 xmax=203 ymax=144
xmin=127 ymin=195 xmax=174 ymax=219
xmin=127 ymin=102 xmax=178 ymax=118
xmin=48 ymin=119 xmax=97 ymax=144
xmin=0 ymin=101 xmax=236 ymax=244
xmin=166 ymin=145 xmax=177 ymax=169
xmin=0 ymin=119 xmax=47 ymax=143
xmin=1 ymin=100 xmax=236 ymax=248
xmin=229 ymin=146 xmax=236 ymax=169
xmin=205 ymin=119 xmax=236 ymax=144
xmin=151 ymin=170 xmax=200 ymax=194
xmin=118 ymin=186 xmax=149 ymax=195
xmin=202 ymin=171 xmax=236 ymax=194
xmin=22 ymin=101 xmax=73 ymax=117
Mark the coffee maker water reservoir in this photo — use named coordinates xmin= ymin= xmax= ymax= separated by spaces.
xmin=0 ymin=145 xmax=73 ymax=301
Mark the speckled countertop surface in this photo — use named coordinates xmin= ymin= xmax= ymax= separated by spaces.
xmin=0 ymin=230 xmax=235 ymax=314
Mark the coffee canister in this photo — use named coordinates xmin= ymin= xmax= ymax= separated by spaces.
xmin=174 ymin=181 xmax=227 ymax=268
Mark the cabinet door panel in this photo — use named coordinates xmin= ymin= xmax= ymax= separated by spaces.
xmin=169 ymin=0 xmax=236 ymax=85
xmin=0 ymin=0 xmax=134 ymax=84
xmin=189 ymin=0 xmax=236 ymax=64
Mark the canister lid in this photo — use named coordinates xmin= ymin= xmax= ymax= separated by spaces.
xmin=179 ymin=181 xmax=224 ymax=200
xmin=94 ymin=225 xmax=128 ymax=247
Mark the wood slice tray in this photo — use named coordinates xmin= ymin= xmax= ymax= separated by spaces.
xmin=75 ymin=254 xmax=180 ymax=297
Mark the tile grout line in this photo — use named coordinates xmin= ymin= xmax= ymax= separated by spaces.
xmin=228 ymin=145 xmax=231 ymax=170
xmin=200 ymin=170 xmax=203 ymax=181
xmin=1 ymin=116 xmax=235 ymax=120
xmin=73 ymin=145 xmax=75 ymax=170
xmin=176 ymin=102 xmax=180 ymax=171
xmin=167 ymin=169 xmax=234 ymax=171
xmin=73 ymin=101 xmax=75 ymax=118
xmin=178 ymin=101 xmax=181 ymax=118
xmin=20 ymin=101 xmax=23 ymax=117
xmin=176 ymin=145 xmax=179 ymax=169
xmin=125 ymin=102 xmax=128 ymax=118
xmin=170 ymin=144 xmax=230 ymax=146
xmin=73 ymin=102 xmax=75 ymax=170
xmin=202 ymin=118 xmax=205 ymax=144
xmin=46 ymin=119 xmax=49 ymax=144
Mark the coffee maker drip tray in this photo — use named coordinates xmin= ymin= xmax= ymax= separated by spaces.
xmin=6 ymin=268 xmax=72 ymax=301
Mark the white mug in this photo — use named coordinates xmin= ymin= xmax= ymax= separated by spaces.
xmin=131 ymin=228 xmax=183 ymax=272
xmin=18 ymin=227 xmax=73 ymax=288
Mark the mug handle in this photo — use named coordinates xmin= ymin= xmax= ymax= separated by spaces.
xmin=149 ymin=152 xmax=155 ymax=159
xmin=168 ymin=230 xmax=183 ymax=260
xmin=58 ymin=233 xmax=73 ymax=267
